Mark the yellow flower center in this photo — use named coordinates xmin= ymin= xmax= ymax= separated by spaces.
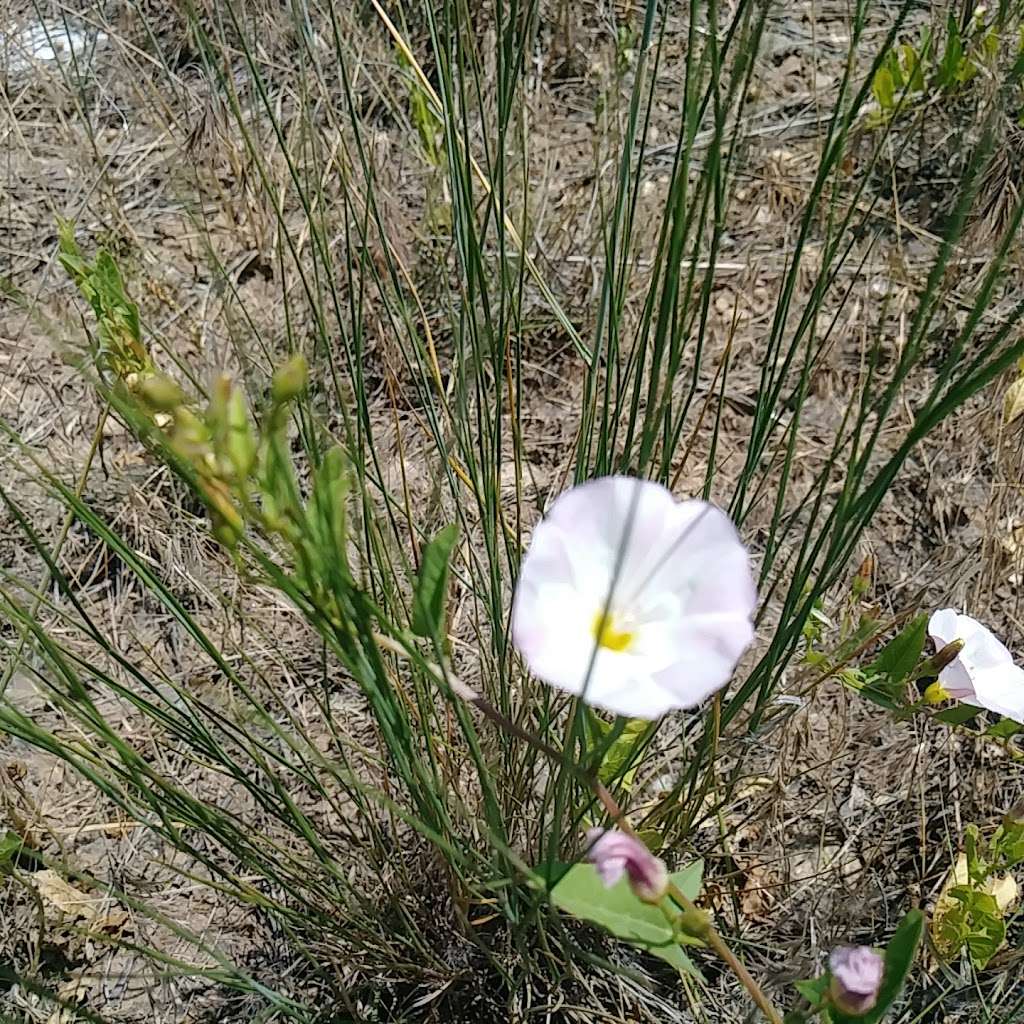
xmin=924 ymin=681 xmax=952 ymax=705
xmin=592 ymin=610 xmax=635 ymax=652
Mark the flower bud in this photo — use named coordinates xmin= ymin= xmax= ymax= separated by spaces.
xmin=137 ymin=374 xmax=184 ymax=412
xmin=225 ymin=386 xmax=257 ymax=480
xmin=585 ymin=828 xmax=669 ymax=905
xmin=924 ymin=639 xmax=965 ymax=676
xmin=852 ymin=555 xmax=874 ymax=598
xmin=828 ymin=945 xmax=884 ymax=1016
xmin=209 ymin=376 xmax=256 ymax=481
xmin=271 ymin=354 xmax=308 ymax=404
xmin=674 ymin=906 xmax=712 ymax=940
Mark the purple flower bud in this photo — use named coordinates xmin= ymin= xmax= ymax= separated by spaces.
xmin=585 ymin=828 xmax=669 ymax=904
xmin=829 ymin=945 xmax=884 ymax=1015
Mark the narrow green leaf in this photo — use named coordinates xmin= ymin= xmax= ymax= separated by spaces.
xmin=885 ymin=50 xmax=904 ymax=91
xmin=411 ymin=523 xmax=458 ymax=638
xmin=550 ymin=862 xmax=704 ymax=975
xmin=831 ymin=910 xmax=923 ymax=1024
xmin=936 ymin=16 xmax=962 ymax=89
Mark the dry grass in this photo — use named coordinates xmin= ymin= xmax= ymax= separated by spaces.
xmin=2 ymin=1 xmax=1024 ymax=1021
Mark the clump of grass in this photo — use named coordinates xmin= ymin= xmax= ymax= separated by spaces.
xmin=3 ymin=0 xmax=1024 ymax=1020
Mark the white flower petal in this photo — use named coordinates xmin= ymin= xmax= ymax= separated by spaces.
xmin=928 ymin=608 xmax=961 ymax=648
xmin=972 ymin=662 xmax=1024 ymax=722
xmin=938 ymin=658 xmax=977 ymax=702
xmin=511 ymin=476 xmax=757 ymax=719
xmin=929 ymin=608 xmax=1024 ymax=721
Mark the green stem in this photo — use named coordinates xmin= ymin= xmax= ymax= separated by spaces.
xmin=385 ymin=637 xmax=785 ymax=1024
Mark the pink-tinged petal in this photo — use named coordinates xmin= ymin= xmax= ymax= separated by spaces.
xmin=592 ymin=855 xmax=627 ymax=887
xmin=829 ymin=946 xmax=884 ymax=1016
xmin=929 ymin=609 xmax=1022 ymax=717
xmin=962 ymin=623 xmax=1014 ymax=672
xmin=650 ymin=501 xmax=757 ymax=611
xmin=928 ymin=608 xmax=961 ymax=648
xmin=585 ymin=829 xmax=668 ymax=904
xmin=938 ymin=658 xmax=978 ymax=702
xmin=544 ymin=477 xmax=678 ymax=595
xmin=583 ymin=663 xmax=688 ymax=718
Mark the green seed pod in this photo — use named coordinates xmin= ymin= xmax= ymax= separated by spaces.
xmin=170 ymin=407 xmax=212 ymax=462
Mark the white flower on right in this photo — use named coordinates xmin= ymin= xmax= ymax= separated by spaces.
xmin=928 ymin=609 xmax=1024 ymax=722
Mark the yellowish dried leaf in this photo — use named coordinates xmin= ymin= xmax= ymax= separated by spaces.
xmin=989 ymin=872 xmax=1019 ymax=914
xmin=33 ymin=869 xmax=98 ymax=921
xmin=1004 ymin=376 xmax=1024 ymax=424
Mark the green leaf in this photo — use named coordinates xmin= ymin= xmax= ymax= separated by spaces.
xmin=901 ymin=44 xmax=925 ymax=92
xmin=598 ymin=717 xmax=650 ymax=789
xmin=992 ymin=817 xmax=1024 ymax=869
xmin=831 ymin=910 xmax=923 ymax=1024
xmin=794 ymin=975 xmax=830 ymax=1008
xmin=550 ymin=861 xmax=704 ymax=975
xmin=985 ymin=718 xmax=1022 ymax=739
xmin=0 ymin=831 xmax=24 ymax=868
xmin=965 ymin=914 xmax=1005 ymax=968
xmin=936 ymin=16 xmax=962 ymax=89
xmin=885 ymin=50 xmax=904 ymax=90
xmin=868 ymin=614 xmax=927 ymax=691
xmin=934 ymin=704 xmax=981 ymax=725
xmin=939 ymin=886 xmax=1006 ymax=968
xmin=411 ymin=523 xmax=458 ymax=638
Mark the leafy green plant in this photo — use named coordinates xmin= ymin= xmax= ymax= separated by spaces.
xmin=932 ymin=818 xmax=1024 ymax=969
xmin=550 ymin=859 xmax=704 ymax=974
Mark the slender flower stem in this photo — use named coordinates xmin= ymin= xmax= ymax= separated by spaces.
xmin=667 ymin=882 xmax=784 ymax=1024
xmin=378 ymin=635 xmax=785 ymax=1024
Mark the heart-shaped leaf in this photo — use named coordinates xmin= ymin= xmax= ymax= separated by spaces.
xmin=868 ymin=615 xmax=927 ymax=693
xmin=933 ymin=703 xmax=981 ymax=726
xmin=550 ymin=860 xmax=704 ymax=975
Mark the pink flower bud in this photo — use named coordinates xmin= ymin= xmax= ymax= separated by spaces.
xmin=829 ymin=945 xmax=884 ymax=1015
xmin=585 ymin=828 xmax=669 ymax=904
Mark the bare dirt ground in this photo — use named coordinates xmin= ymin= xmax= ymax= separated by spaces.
xmin=2 ymin=1 xmax=1024 ymax=1021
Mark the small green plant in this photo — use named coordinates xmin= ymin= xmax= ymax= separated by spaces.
xmin=6 ymin=0 xmax=1024 ymax=1019
xmin=867 ymin=9 xmax=1006 ymax=126
xmin=931 ymin=814 xmax=1024 ymax=969
xmin=56 ymin=222 xmax=151 ymax=384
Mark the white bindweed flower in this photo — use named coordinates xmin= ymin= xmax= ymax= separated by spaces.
xmin=928 ymin=609 xmax=1024 ymax=722
xmin=511 ymin=476 xmax=756 ymax=719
